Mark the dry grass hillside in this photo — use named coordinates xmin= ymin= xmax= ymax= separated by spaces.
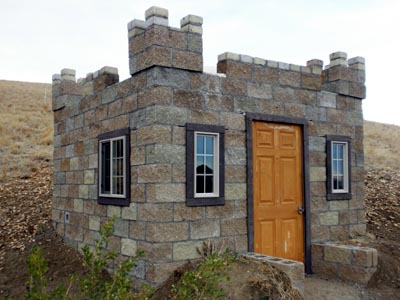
xmin=364 ymin=120 xmax=400 ymax=170
xmin=0 ymin=80 xmax=52 ymax=179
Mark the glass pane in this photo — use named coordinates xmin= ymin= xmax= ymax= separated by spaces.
xmin=205 ymin=176 xmax=214 ymax=193
xmin=113 ymin=177 xmax=118 ymax=194
xmin=333 ymin=159 xmax=338 ymax=175
xmin=205 ymin=156 xmax=214 ymax=174
xmin=333 ymin=144 xmax=337 ymax=159
xmin=337 ymin=144 xmax=343 ymax=158
xmin=113 ymin=139 xmax=123 ymax=158
xmin=196 ymin=156 xmax=205 ymax=174
xmin=337 ymin=160 xmax=343 ymax=175
xmin=337 ymin=176 xmax=344 ymax=190
xmin=101 ymin=142 xmax=111 ymax=194
xmin=196 ymin=175 xmax=204 ymax=193
xmin=205 ymin=136 xmax=214 ymax=155
xmin=196 ymin=135 xmax=204 ymax=155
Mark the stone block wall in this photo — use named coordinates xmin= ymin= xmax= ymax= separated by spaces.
xmin=312 ymin=243 xmax=378 ymax=285
xmin=52 ymin=6 xmax=367 ymax=285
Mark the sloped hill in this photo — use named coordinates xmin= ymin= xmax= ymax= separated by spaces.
xmin=364 ymin=120 xmax=400 ymax=170
xmin=0 ymin=80 xmax=52 ymax=179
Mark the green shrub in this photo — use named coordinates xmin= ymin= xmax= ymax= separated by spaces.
xmin=171 ymin=249 xmax=235 ymax=300
xmin=25 ymin=218 xmax=152 ymax=300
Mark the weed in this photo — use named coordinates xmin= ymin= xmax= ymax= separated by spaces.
xmin=171 ymin=249 xmax=236 ymax=300
xmin=25 ymin=218 xmax=152 ymax=300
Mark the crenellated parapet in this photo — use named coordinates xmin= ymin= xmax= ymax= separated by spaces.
xmin=51 ymin=66 xmax=121 ymax=128
xmin=322 ymin=52 xmax=366 ymax=99
xmin=127 ymin=6 xmax=203 ymax=75
xmin=217 ymin=51 xmax=366 ymax=99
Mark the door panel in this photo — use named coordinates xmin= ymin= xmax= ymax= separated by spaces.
xmin=260 ymin=220 xmax=275 ymax=255
xmin=280 ymin=157 xmax=297 ymax=204
xmin=253 ymin=121 xmax=304 ymax=262
xmin=259 ymin=157 xmax=274 ymax=204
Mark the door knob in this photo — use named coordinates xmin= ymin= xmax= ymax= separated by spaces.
xmin=297 ymin=206 xmax=304 ymax=215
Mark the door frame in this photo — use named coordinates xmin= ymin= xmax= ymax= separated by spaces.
xmin=246 ymin=113 xmax=312 ymax=273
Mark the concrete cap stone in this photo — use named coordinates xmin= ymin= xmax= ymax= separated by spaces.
xmin=348 ymin=56 xmax=365 ymax=65
xmin=267 ymin=60 xmax=279 ymax=68
xmin=61 ymin=68 xmax=76 ymax=81
xmin=98 ymin=66 xmax=118 ymax=76
xmin=181 ymin=24 xmax=202 ymax=34
xmin=240 ymin=54 xmax=253 ymax=64
xmin=52 ymin=74 xmax=61 ymax=81
xmin=145 ymin=6 xmax=168 ymax=20
xmin=127 ymin=19 xmax=147 ymax=31
xmin=278 ymin=62 xmax=290 ymax=70
xmin=307 ymin=59 xmax=324 ymax=67
xmin=290 ymin=64 xmax=301 ymax=72
xmin=329 ymin=58 xmax=348 ymax=67
xmin=180 ymin=15 xmax=203 ymax=27
xmin=218 ymin=52 xmax=240 ymax=61
xmin=254 ymin=57 xmax=266 ymax=65
xmin=301 ymin=66 xmax=312 ymax=73
xmin=146 ymin=16 xmax=169 ymax=27
xmin=128 ymin=27 xmax=145 ymax=39
xmin=329 ymin=51 xmax=347 ymax=61
xmin=61 ymin=68 xmax=76 ymax=76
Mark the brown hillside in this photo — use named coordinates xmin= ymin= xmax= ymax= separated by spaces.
xmin=0 ymin=80 xmax=53 ymax=179
xmin=364 ymin=120 xmax=400 ymax=170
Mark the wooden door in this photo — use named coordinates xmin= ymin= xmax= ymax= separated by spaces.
xmin=252 ymin=121 xmax=304 ymax=262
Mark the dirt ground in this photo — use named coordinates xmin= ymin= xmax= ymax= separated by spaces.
xmin=1 ymin=167 xmax=400 ymax=299
xmin=153 ymin=257 xmax=302 ymax=299
xmin=0 ymin=225 xmax=85 ymax=299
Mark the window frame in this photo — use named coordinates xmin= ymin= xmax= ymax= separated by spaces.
xmin=186 ymin=123 xmax=225 ymax=206
xmin=98 ymin=128 xmax=130 ymax=206
xmin=326 ymin=135 xmax=352 ymax=200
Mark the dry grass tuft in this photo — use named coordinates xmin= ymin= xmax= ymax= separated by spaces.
xmin=364 ymin=120 xmax=400 ymax=170
xmin=0 ymin=80 xmax=52 ymax=180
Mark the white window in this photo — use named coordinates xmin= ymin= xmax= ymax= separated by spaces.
xmin=194 ymin=132 xmax=219 ymax=198
xmin=326 ymin=135 xmax=351 ymax=200
xmin=331 ymin=141 xmax=349 ymax=193
xmin=99 ymin=136 xmax=126 ymax=198
xmin=186 ymin=123 xmax=225 ymax=206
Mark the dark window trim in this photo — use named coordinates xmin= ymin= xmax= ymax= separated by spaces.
xmin=245 ymin=113 xmax=311 ymax=274
xmin=186 ymin=123 xmax=225 ymax=207
xmin=98 ymin=127 xmax=131 ymax=206
xmin=326 ymin=135 xmax=352 ymax=201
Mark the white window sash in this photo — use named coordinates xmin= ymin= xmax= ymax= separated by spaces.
xmin=194 ymin=132 xmax=219 ymax=198
xmin=99 ymin=136 xmax=126 ymax=198
xmin=331 ymin=141 xmax=349 ymax=193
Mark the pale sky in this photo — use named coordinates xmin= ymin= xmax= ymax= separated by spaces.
xmin=1 ymin=0 xmax=399 ymax=125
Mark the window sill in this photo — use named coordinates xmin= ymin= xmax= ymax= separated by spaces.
xmin=186 ymin=196 xmax=225 ymax=207
xmin=98 ymin=196 xmax=130 ymax=206
xmin=327 ymin=193 xmax=352 ymax=201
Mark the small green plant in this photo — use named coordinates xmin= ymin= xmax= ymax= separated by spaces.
xmin=26 ymin=246 xmax=48 ymax=300
xmin=25 ymin=218 xmax=152 ymax=300
xmin=171 ymin=249 xmax=235 ymax=300
xmin=26 ymin=246 xmax=72 ymax=300
xmin=79 ymin=217 xmax=145 ymax=300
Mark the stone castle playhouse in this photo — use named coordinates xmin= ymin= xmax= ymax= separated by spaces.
xmin=52 ymin=6 xmax=377 ymax=286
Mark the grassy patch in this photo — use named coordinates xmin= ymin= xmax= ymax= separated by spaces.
xmin=0 ymin=80 xmax=52 ymax=180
